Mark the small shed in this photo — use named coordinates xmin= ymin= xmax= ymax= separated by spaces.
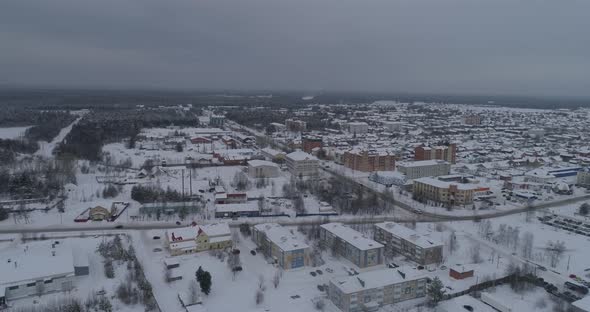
xmin=73 ymin=249 xmax=89 ymax=276
xmin=449 ymin=265 xmax=474 ymax=280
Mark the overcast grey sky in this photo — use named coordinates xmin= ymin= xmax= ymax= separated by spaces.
xmin=1 ymin=0 xmax=589 ymax=96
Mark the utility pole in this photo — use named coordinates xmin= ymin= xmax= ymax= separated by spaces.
xmin=181 ymin=169 xmax=185 ymax=199
xmin=567 ymin=255 xmax=571 ymax=271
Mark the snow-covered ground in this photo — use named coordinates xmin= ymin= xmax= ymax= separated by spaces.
xmin=0 ymin=126 xmax=31 ymax=139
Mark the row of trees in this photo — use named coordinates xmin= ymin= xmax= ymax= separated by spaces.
xmin=130 ymin=184 xmax=183 ymax=203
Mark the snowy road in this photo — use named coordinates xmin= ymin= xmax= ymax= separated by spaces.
xmin=35 ymin=114 xmax=85 ymax=157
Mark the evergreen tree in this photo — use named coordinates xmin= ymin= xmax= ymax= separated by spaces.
xmin=427 ymin=277 xmax=445 ymax=307
xmin=200 ymin=271 xmax=212 ymax=295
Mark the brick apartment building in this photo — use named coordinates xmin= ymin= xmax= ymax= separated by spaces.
xmin=343 ymin=149 xmax=396 ymax=172
xmin=414 ymin=143 xmax=457 ymax=164
xmin=302 ymin=136 xmax=322 ymax=153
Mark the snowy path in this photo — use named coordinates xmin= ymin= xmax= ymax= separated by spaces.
xmin=35 ymin=115 xmax=84 ymax=157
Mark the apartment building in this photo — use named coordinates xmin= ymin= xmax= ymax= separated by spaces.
xmin=414 ymin=143 xmax=457 ymax=164
xmin=412 ymin=177 xmax=481 ymax=206
xmin=319 ymin=223 xmax=384 ymax=268
xmin=397 ymin=160 xmax=451 ymax=179
xmin=285 ymin=118 xmax=307 ymax=132
xmin=463 ymin=114 xmax=481 ymax=125
xmin=578 ymin=169 xmax=590 ymax=187
xmin=343 ymin=149 xmax=396 ymax=172
xmin=328 ymin=267 xmax=427 ymax=312
xmin=252 ymin=223 xmax=310 ymax=270
xmin=374 ymin=222 xmax=443 ymax=265
xmin=285 ymin=150 xmax=319 ymax=177
xmin=302 ymin=136 xmax=322 ymax=153
xmin=347 ymin=122 xmax=369 ymax=135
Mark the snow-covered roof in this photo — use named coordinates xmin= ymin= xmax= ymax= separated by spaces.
xmin=398 ymin=159 xmax=449 ymax=167
xmin=572 ymin=296 xmax=590 ymax=311
xmin=254 ymin=223 xmax=309 ymax=252
xmin=286 ymin=150 xmax=318 ymax=162
xmin=0 ymin=242 xmax=75 ymax=287
xmin=200 ymin=223 xmax=231 ymax=237
xmin=375 ymin=222 xmax=443 ymax=249
xmin=331 ymin=267 xmax=425 ymax=294
xmin=320 ymin=223 xmax=383 ymax=251
xmin=247 ymin=160 xmax=279 ymax=168
xmin=215 ymin=202 xmax=259 ymax=213
xmin=414 ymin=177 xmax=479 ymax=190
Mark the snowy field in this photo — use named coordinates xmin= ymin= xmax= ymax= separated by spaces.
xmin=0 ymin=126 xmax=30 ymax=139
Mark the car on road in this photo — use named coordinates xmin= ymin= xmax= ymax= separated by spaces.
xmin=310 ymin=271 xmax=317 ymax=277
xmin=152 ymin=236 xmax=161 ymax=240
xmin=250 ymin=250 xmax=257 ymax=256
xmin=115 ymin=225 xmax=123 ymax=229
xmin=176 ymin=221 xmax=181 ymax=225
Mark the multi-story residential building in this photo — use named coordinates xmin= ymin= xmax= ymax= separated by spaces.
xmin=347 ymin=122 xmax=369 ymax=135
xmin=412 ymin=177 xmax=484 ymax=207
xmin=285 ymin=150 xmax=319 ymax=177
xmin=209 ymin=115 xmax=225 ymax=127
xmin=577 ymin=169 xmax=590 ymax=187
xmin=252 ymin=223 xmax=310 ymax=270
xmin=319 ymin=223 xmax=384 ymax=268
xmin=328 ymin=267 xmax=427 ymax=312
xmin=343 ymin=149 xmax=396 ymax=172
xmin=374 ymin=222 xmax=443 ymax=265
xmin=285 ymin=118 xmax=307 ymax=132
xmin=302 ymin=135 xmax=322 ymax=153
xmin=247 ymin=160 xmax=280 ymax=178
xmin=165 ymin=223 xmax=232 ymax=256
xmin=397 ymin=160 xmax=451 ymax=179
xmin=382 ymin=121 xmax=404 ymax=132
xmin=463 ymin=114 xmax=481 ymax=125
xmin=414 ymin=143 xmax=457 ymax=164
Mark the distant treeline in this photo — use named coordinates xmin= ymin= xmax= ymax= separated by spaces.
xmin=2 ymin=89 xmax=590 ymax=110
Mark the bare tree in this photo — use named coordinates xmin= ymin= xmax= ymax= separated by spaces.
xmin=448 ymin=231 xmax=459 ymax=255
xmin=521 ymin=232 xmax=534 ymax=259
xmin=255 ymin=289 xmax=264 ymax=305
xmin=470 ymin=243 xmax=482 ymax=264
xmin=545 ymin=240 xmax=566 ymax=268
xmin=189 ymin=280 xmax=200 ymax=305
xmin=273 ymin=269 xmax=281 ymax=288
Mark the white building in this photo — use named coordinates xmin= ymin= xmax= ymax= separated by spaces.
xmin=247 ymin=160 xmax=280 ymax=178
xmin=0 ymin=242 xmax=88 ymax=304
xmin=398 ymin=160 xmax=451 ymax=179
xmin=252 ymin=223 xmax=310 ymax=269
xmin=285 ymin=150 xmax=319 ymax=177
xmin=374 ymin=222 xmax=443 ymax=265
xmin=382 ymin=121 xmax=403 ymax=132
xmin=328 ymin=267 xmax=427 ymax=312
xmin=347 ymin=122 xmax=369 ymax=135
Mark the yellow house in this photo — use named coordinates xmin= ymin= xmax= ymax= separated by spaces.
xmin=166 ymin=223 xmax=232 ymax=256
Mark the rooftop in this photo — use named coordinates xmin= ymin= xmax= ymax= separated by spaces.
xmin=414 ymin=177 xmax=479 ymax=190
xmin=375 ymin=222 xmax=443 ymax=249
xmin=254 ymin=223 xmax=309 ymax=252
xmin=0 ymin=241 xmax=75 ymax=287
xmin=320 ymin=223 xmax=383 ymax=251
xmin=330 ymin=267 xmax=425 ymax=294
xmin=286 ymin=150 xmax=318 ymax=162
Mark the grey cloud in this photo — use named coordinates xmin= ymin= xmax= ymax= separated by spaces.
xmin=1 ymin=0 xmax=589 ymax=96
